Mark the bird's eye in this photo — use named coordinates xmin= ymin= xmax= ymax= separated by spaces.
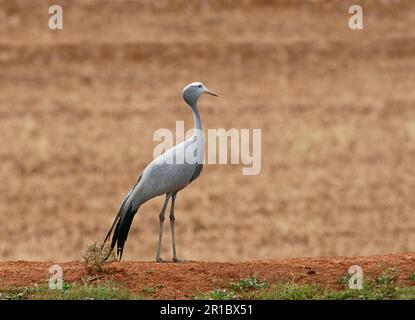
xmin=198 ymin=85 xmax=202 ymax=88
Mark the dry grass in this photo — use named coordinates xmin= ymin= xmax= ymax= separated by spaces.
xmin=1 ymin=0 xmax=415 ymax=262
xmin=82 ymin=242 xmax=116 ymax=274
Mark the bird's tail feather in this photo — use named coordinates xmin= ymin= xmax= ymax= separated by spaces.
xmin=103 ymin=197 xmax=139 ymax=261
xmin=104 ymin=197 xmax=127 ymax=244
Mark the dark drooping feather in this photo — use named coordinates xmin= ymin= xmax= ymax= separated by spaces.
xmin=104 ymin=200 xmax=138 ymax=260
xmin=189 ymin=163 xmax=203 ymax=184
xmin=104 ymin=176 xmax=142 ymax=260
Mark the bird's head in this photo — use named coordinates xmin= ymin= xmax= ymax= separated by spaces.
xmin=182 ymin=82 xmax=218 ymax=106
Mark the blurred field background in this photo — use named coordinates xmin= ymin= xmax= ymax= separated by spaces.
xmin=1 ymin=0 xmax=415 ymax=262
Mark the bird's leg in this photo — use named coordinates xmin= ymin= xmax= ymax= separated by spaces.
xmin=169 ymin=192 xmax=181 ymax=262
xmin=156 ymin=193 xmax=171 ymax=263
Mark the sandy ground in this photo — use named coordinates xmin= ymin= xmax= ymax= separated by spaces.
xmin=1 ymin=0 xmax=415 ymax=262
xmin=1 ymin=253 xmax=415 ymax=299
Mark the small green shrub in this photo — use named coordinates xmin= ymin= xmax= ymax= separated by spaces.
xmin=338 ymin=275 xmax=352 ymax=285
xmin=196 ymin=288 xmax=239 ymax=300
xmin=376 ymin=267 xmax=397 ymax=286
xmin=231 ymin=276 xmax=269 ymax=291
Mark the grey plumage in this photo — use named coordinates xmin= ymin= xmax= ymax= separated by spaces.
xmin=104 ymin=82 xmax=217 ymax=262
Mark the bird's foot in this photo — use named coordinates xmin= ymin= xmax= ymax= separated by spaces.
xmin=156 ymin=256 xmax=167 ymax=263
xmin=173 ymin=257 xmax=182 ymax=263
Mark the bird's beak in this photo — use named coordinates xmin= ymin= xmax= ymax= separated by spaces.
xmin=205 ymin=90 xmax=218 ymax=97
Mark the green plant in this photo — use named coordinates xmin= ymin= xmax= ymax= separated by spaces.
xmin=196 ymin=288 xmax=239 ymax=300
xmin=338 ymin=274 xmax=352 ymax=285
xmin=142 ymin=284 xmax=163 ymax=295
xmin=194 ymin=270 xmax=415 ymax=300
xmin=375 ymin=267 xmax=398 ymax=286
xmin=0 ymin=282 xmax=141 ymax=300
xmin=230 ymin=276 xmax=269 ymax=291
xmin=195 ymin=276 xmax=268 ymax=300
xmin=253 ymin=283 xmax=325 ymax=300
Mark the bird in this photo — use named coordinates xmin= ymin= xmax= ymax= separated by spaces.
xmin=103 ymin=82 xmax=218 ymax=262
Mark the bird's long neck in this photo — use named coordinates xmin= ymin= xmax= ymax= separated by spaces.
xmin=191 ymin=104 xmax=202 ymax=131
xmin=190 ymin=102 xmax=204 ymax=164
